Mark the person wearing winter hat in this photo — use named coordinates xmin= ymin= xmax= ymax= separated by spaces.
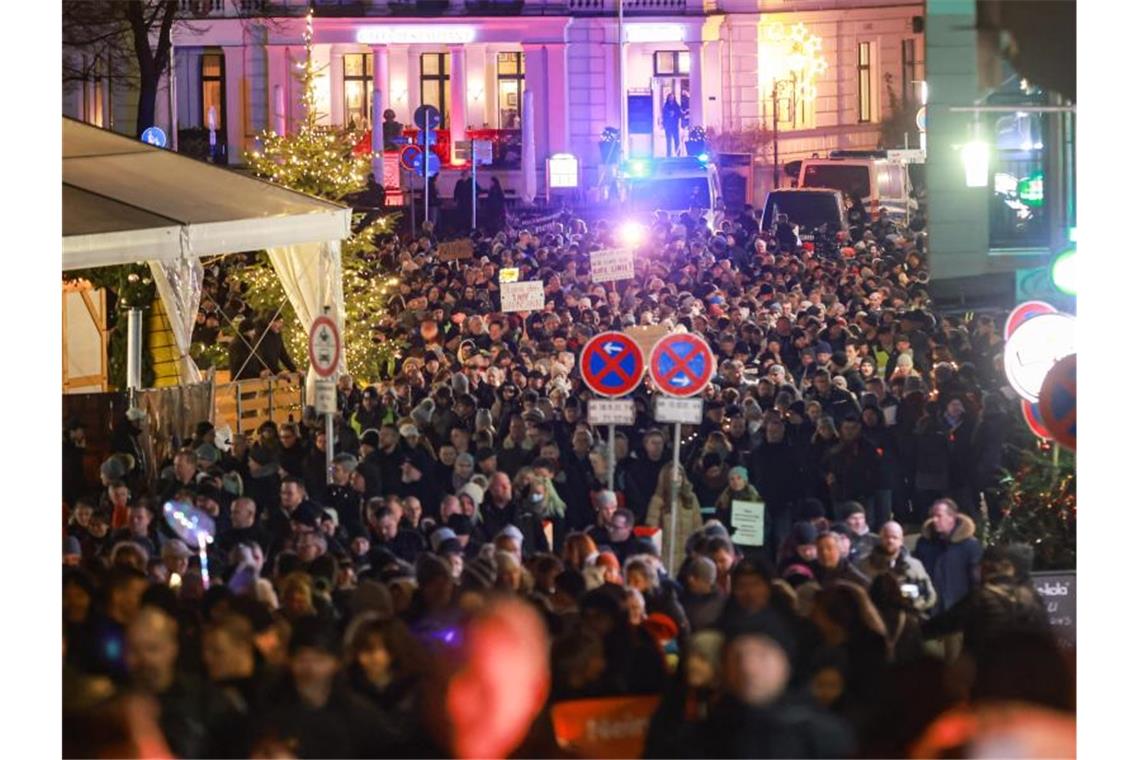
xmin=778 ymin=521 xmax=819 ymax=576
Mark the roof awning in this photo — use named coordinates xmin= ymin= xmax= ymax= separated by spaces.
xmin=62 ymin=118 xmax=352 ymax=270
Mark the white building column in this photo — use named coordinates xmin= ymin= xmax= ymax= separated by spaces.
xmin=448 ymin=45 xmax=467 ymax=162
xmin=522 ymin=43 xmax=548 ymax=160
xmin=266 ymin=45 xmax=289 ymax=135
xmin=407 ymin=46 xmax=421 ymax=116
xmin=329 ymin=48 xmax=345 ymax=126
xmin=686 ymin=40 xmax=704 ymax=130
xmin=545 ymin=43 xmax=570 ymax=155
xmin=466 ymin=45 xmax=488 ymax=129
xmin=222 ymin=46 xmax=246 ymax=163
xmin=370 ymin=45 xmax=389 ymax=181
xmin=700 ymin=40 xmax=723 ymax=131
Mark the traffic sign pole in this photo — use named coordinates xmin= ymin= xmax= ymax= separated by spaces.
xmin=607 ymin=423 xmax=616 ymax=492
xmin=668 ymin=420 xmax=681 ymax=576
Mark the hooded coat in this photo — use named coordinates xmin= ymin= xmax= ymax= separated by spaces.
xmin=913 ymin=514 xmax=982 ymax=615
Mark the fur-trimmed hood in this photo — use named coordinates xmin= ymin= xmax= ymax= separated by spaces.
xmin=921 ymin=513 xmax=977 ymax=544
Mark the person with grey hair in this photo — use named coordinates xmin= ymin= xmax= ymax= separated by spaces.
xmin=680 ymin=555 xmax=727 ymax=631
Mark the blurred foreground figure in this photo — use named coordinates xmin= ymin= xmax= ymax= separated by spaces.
xmin=439 ymin=597 xmax=551 ymax=759
xmin=910 ymin=701 xmax=1075 ymax=759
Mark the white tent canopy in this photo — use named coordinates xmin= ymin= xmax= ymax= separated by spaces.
xmin=62 ymin=118 xmax=350 ymax=387
xmin=63 ymin=117 xmax=351 ymax=269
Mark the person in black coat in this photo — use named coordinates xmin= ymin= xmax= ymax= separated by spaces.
xmin=747 ymin=418 xmax=806 ymax=556
xmin=256 ymin=617 xmax=402 ymax=758
xmin=63 ymin=419 xmax=88 ymax=507
xmin=619 ymin=429 xmax=669 ymax=525
xmin=228 ymin=320 xmax=265 ymax=380
xmin=254 ymin=314 xmax=297 ymax=376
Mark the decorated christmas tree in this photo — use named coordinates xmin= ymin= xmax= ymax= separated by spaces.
xmin=236 ymin=6 xmax=402 ymax=380
xmin=987 ymin=441 xmax=1076 ymax=571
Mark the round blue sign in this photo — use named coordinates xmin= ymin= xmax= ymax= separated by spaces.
xmin=581 ymin=332 xmax=645 ymax=398
xmin=413 ymin=104 xmax=442 ymax=131
xmin=412 ymin=152 xmax=441 ymax=178
xmin=141 ymin=126 xmax=168 ymax=148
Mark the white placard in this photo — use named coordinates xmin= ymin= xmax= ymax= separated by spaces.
xmin=654 ymin=396 xmax=703 ymax=425
xmin=588 ymin=399 xmax=636 ymax=426
xmin=731 ymin=500 xmax=766 ymax=546
xmin=500 ymin=280 xmax=546 ymax=313
xmin=473 ymin=139 xmax=493 ymax=166
xmin=591 ymin=248 xmax=635 ymax=283
xmin=315 ymin=379 xmax=337 ymax=414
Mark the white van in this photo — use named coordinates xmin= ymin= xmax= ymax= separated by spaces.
xmin=798 ymin=155 xmax=914 ymax=221
xmin=619 ymin=156 xmax=722 ymax=222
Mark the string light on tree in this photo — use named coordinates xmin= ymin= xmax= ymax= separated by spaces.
xmin=239 ymin=4 xmax=403 ymax=381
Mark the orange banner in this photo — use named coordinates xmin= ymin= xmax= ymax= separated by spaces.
xmin=550 ymin=695 xmax=662 ymax=759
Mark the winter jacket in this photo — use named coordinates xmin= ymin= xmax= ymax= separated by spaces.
xmin=859 ymin=545 xmax=938 ymax=614
xmin=823 ymin=440 xmax=884 ymax=502
xmin=913 ymin=514 xmax=982 ymax=616
xmin=922 ymin=574 xmax=1050 ymax=655
xmin=647 ymin=485 xmax=704 ymax=574
xmin=747 ymin=441 xmax=807 ymax=522
xmin=684 ymin=694 xmax=856 ymax=759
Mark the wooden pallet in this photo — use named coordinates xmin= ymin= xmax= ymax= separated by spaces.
xmin=213 ymin=376 xmax=305 ymax=435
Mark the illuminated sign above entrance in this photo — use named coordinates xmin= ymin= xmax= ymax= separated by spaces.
xmin=624 ymin=24 xmax=685 ymax=43
xmin=356 ymin=26 xmax=477 ymax=45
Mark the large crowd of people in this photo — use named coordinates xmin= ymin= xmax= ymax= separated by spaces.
xmin=61 ymin=196 xmax=1074 ymax=758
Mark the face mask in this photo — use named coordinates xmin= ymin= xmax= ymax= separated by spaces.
xmin=748 ymin=420 xmax=763 ymax=434
xmin=530 ymin=492 xmax=544 ymax=503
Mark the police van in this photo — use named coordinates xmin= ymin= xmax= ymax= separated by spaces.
xmin=797 ymin=150 xmax=919 ymax=222
xmin=619 ymin=156 xmax=723 ymax=224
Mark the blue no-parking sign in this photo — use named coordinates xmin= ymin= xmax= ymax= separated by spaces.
xmin=649 ymin=333 xmax=716 ymax=398
xmin=581 ymin=332 xmax=644 ymax=397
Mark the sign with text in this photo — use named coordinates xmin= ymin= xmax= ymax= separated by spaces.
xmin=624 ymin=323 xmax=671 ymax=363
xmin=551 ymin=695 xmax=661 ymax=759
xmin=1031 ymin=571 xmax=1075 ymax=650
xmin=437 ymin=239 xmax=475 ymax=262
xmin=499 ymin=267 xmax=520 ymax=283
xmin=731 ymin=500 xmax=766 ymax=546
xmin=314 ymin=379 xmax=337 ymax=414
xmin=500 ymin=280 xmax=546 ymax=313
xmin=591 ymin=247 xmax=636 ymax=283
xmin=588 ymin=399 xmax=636 ymax=426
xmin=654 ymin=396 xmax=703 ymax=425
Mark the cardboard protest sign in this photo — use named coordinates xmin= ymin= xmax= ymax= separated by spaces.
xmin=438 ymin=239 xmax=474 ymax=261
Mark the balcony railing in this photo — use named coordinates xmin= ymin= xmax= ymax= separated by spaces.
xmin=567 ymin=0 xmax=696 ymax=13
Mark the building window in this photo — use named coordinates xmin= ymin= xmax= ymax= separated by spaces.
xmin=989 ymin=111 xmax=1050 ymax=248
xmin=420 ymin=52 xmax=451 ymax=128
xmin=858 ymin=42 xmax=872 ymax=123
xmin=901 ymin=39 xmax=917 ymax=106
xmin=653 ymin=51 xmax=690 ymax=76
xmin=344 ymin=52 xmax=373 ymax=130
xmin=201 ymin=53 xmax=225 ymax=131
xmin=496 ymin=51 xmax=525 ymax=129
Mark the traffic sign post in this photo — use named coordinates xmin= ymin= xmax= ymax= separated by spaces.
xmin=1039 ymin=354 xmax=1076 ymax=450
xmin=581 ymin=333 xmax=644 ymax=491
xmin=581 ymin=332 xmax=645 ymax=398
xmin=1004 ymin=300 xmax=1058 ymax=340
xmin=649 ymin=333 xmax=716 ymax=398
xmin=1021 ymin=399 xmax=1053 ymax=441
xmin=414 ymin=105 xmax=442 ymax=230
xmin=588 ymin=398 xmax=636 ymax=491
xmin=309 ymin=312 xmax=341 ymax=484
xmin=647 ymin=332 xmax=715 ymax=575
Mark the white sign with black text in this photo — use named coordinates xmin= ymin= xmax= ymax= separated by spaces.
xmin=588 ymin=399 xmax=636 ymax=426
xmin=591 ymin=248 xmax=636 ymax=283
xmin=314 ymin=379 xmax=337 ymax=414
xmin=500 ymin=280 xmax=546 ymax=313
xmin=654 ymin=396 xmax=703 ymax=425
